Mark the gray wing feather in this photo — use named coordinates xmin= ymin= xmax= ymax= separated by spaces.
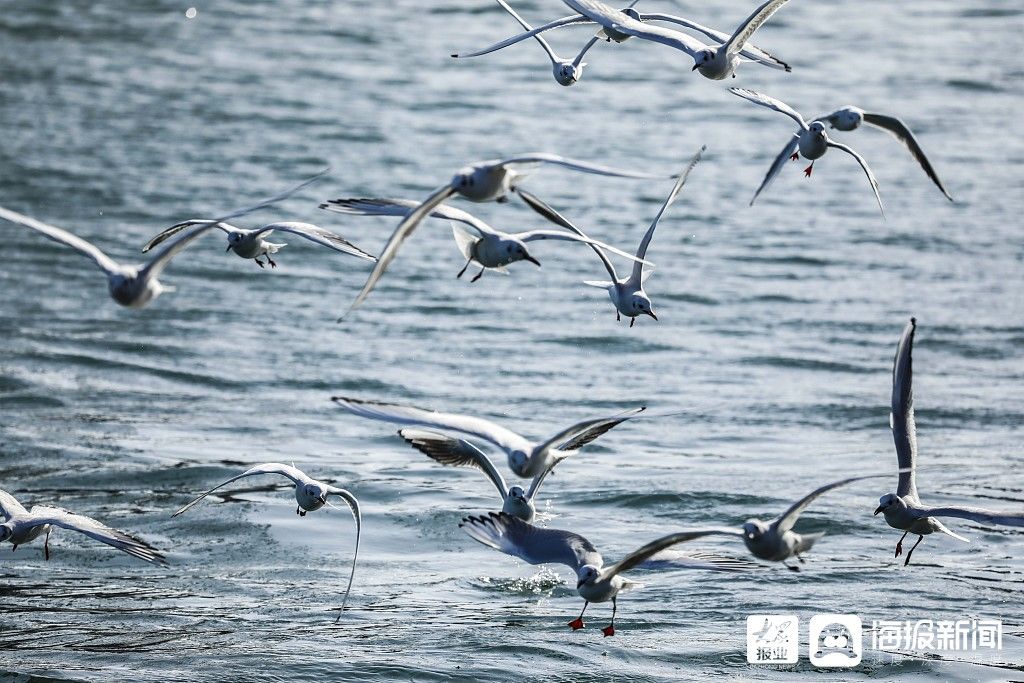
xmin=891 ymin=318 xmax=918 ymax=499
xmin=460 ymin=511 xmax=602 ymax=571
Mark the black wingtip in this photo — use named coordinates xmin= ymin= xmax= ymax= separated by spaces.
xmin=910 ymin=316 xmax=916 ymax=326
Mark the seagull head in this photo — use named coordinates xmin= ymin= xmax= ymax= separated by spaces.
xmin=874 ymin=492 xmax=899 ymax=516
xmin=742 ymin=519 xmax=768 ymax=541
xmin=576 ymin=564 xmax=601 ymax=588
xmin=693 ymin=49 xmax=715 ymax=71
xmin=508 ymin=450 xmax=531 ymax=477
xmin=226 ymin=231 xmax=245 ymax=252
xmin=554 ymin=61 xmax=584 ymax=86
xmin=508 ymin=485 xmax=527 ymax=503
xmin=832 ymin=107 xmax=864 ymax=131
xmin=809 ymin=121 xmax=827 ymax=140
xmin=301 ymin=483 xmax=329 ymax=509
xmin=452 ymin=167 xmax=477 ymax=191
xmin=506 ymin=239 xmax=540 ymax=267
xmin=503 ymin=486 xmax=535 ymax=521
xmin=631 ymin=292 xmax=657 ymax=320
xmin=107 ymin=271 xmax=140 ymax=307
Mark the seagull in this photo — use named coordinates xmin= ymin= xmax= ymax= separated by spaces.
xmin=460 ymin=512 xmax=747 ymax=635
xmin=320 ymin=197 xmax=653 ymax=283
xmin=729 ymin=88 xmax=884 ymax=217
xmin=140 ymin=220 xmax=376 ymax=269
xmin=874 ymin=319 xmax=1024 ymax=566
xmin=338 ymin=153 xmax=678 ymax=317
xmin=517 ymin=146 xmax=705 ymax=326
xmin=815 ymin=107 xmax=953 ymax=201
xmin=560 ymin=0 xmax=793 ymax=80
xmin=453 ymin=4 xmax=787 ymax=77
xmin=1 ymin=489 xmax=166 ymax=565
xmin=172 ymin=462 xmax=361 ymax=619
xmin=332 ymin=397 xmax=645 ymax=479
xmin=1 ymin=170 xmax=327 ymax=308
xmin=398 ymin=428 xmax=556 ymax=522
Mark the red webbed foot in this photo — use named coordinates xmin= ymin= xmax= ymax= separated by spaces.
xmin=790 ymin=153 xmax=799 ymax=161
xmin=568 ymin=618 xmax=585 ymax=631
xmin=895 ymin=541 xmax=903 ymax=558
xmin=803 ymin=164 xmax=814 ymax=177
xmin=602 ymin=625 xmax=616 ymax=637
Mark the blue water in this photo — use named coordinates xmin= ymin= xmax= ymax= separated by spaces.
xmin=1 ymin=1 xmax=1022 ymax=681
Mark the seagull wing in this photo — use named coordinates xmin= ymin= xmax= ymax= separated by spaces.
xmin=332 ymin=397 xmax=533 ymax=455
xmin=630 ymin=146 xmax=704 ymax=284
xmin=750 ymin=134 xmax=799 ymax=206
xmin=639 ymin=13 xmax=788 ymax=70
xmin=451 ymin=14 xmax=591 ymax=59
xmin=514 ymin=230 xmax=656 ymax=266
xmin=320 ymin=197 xmax=495 ymax=236
xmin=514 ymin=188 xmax=617 ymax=281
xmin=398 ymin=428 xmax=509 ymax=499
xmin=141 ymin=168 xmax=330 ymax=281
xmin=342 ymin=184 xmax=458 ymax=318
xmin=729 ymin=88 xmax=807 ymax=129
xmin=0 ymin=489 xmax=28 ymax=521
xmin=171 ymin=462 xmax=308 ymax=517
xmin=493 ymin=0 xmax=561 ymax=65
xmin=460 ymin=511 xmax=602 ymax=571
xmin=497 ymin=151 xmax=677 ymax=180
xmin=862 ymin=113 xmax=953 ymax=201
xmin=325 ymin=486 xmax=362 ymax=619
xmin=562 ymin=0 xmax=705 ymax=59
xmin=141 ymin=220 xmax=234 ymax=253
xmin=601 ymin=528 xmax=741 ymax=580
xmin=826 ymin=140 xmax=885 ymax=218
xmin=891 ymin=318 xmax=918 ymax=500
xmin=723 ymin=0 xmax=792 ymax=58
xmin=250 ymin=222 xmax=377 ymax=261
xmin=536 ymin=406 xmax=647 ymax=454
xmin=0 ymin=205 xmax=120 ymax=275
xmin=28 ymin=506 xmax=166 ymax=565
xmin=910 ymin=505 xmax=1024 ymax=527
xmin=773 ymin=472 xmax=898 ymax=534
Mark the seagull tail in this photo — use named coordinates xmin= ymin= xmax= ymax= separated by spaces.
xmin=935 ymin=520 xmax=970 ymax=543
xmin=794 ymin=531 xmax=825 ymax=555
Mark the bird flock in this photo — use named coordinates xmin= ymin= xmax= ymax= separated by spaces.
xmin=3 ymin=0 xmax=1022 ymax=638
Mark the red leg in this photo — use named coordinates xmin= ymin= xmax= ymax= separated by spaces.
xmin=803 ymin=162 xmax=814 ymax=177
xmin=568 ymin=602 xmax=588 ymax=630
xmin=601 ymin=598 xmax=617 ymax=637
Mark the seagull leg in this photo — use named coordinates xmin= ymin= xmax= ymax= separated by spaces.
xmin=11 ymin=544 xmax=17 ymax=552
xmin=471 ymin=267 xmax=486 ymax=283
xmin=456 ymin=259 xmax=472 ymax=279
xmin=803 ymin=162 xmax=814 ymax=177
xmin=297 ymin=505 xmax=308 ymax=517
xmin=568 ymin=602 xmax=588 ymax=630
xmin=903 ymin=535 xmax=924 ymax=567
xmin=254 ymin=258 xmax=265 ymax=269
xmin=602 ymin=598 xmax=617 ymax=637
xmin=783 ymin=561 xmax=800 ymax=572
xmin=44 ymin=529 xmax=51 ymax=561
xmin=894 ymin=530 xmax=908 ymax=558
xmin=266 ymin=255 xmax=277 ymax=269
xmin=616 ymin=312 xmax=621 ymax=322
xmin=629 ymin=317 xmax=636 ymax=328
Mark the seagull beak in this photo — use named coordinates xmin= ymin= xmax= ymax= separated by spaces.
xmin=873 ymin=505 xmax=884 ymax=516
xmin=225 ymin=245 xmax=233 ymax=252
xmin=576 ymin=578 xmax=585 ymax=589
xmin=691 ymin=63 xmax=700 ymax=71
xmin=525 ymin=255 xmax=541 ymax=267
xmin=646 ymin=310 xmax=658 ymax=321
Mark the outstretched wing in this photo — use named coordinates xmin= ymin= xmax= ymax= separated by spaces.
xmin=172 ymin=463 xmax=307 ymax=517
xmin=515 ymin=188 xmax=617 ymax=282
xmin=536 ymin=406 xmax=647 ymax=454
xmin=730 ymin=88 xmax=807 ymax=130
xmin=602 ymin=528 xmax=742 ymax=580
xmin=460 ymin=511 xmax=602 ymax=571
xmin=321 ymin=197 xmax=496 ymax=236
xmin=630 ymin=146 xmax=704 ymax=284
xmin=342 ymin=185 xmax=458 ymax=318
xmin=28 ymin=506 xmax=166 ymax=565
xmin=141 ymin=168 xmax=329 ymax=281
xmin=640 ymin=13 xmax=789 ymax=71
xmin=493 ymin=0 xmax=560 ymax=65
xmin=250 ymin=222 xmax=377 ymax=261
xmin=142 ymin=220 xmax=234 ymax=253
xmin=332 ymin=397 xmax=533 ymax=455
xmin=750 ymin=134 xmax=799 ymax=206
xmin=0 ymin=205 xmax=120 ymax=275
xmin=910 ymin=505 xmax=1024 ymax=528
xmin=773 ymin=472 xmax=899 ymax=534
xmin=724 ymin=0 xmax=792 ymax=58
xmin=562 ymin=0 xmax=704 ymax=59
xmin=0 ymin=489 xmax=28 ymax=521
xmin=398 ymin=428 xmax=509 ymax=499
xmin=891 ymin=318 xmax=918 ymax=500
xmin=498 ymin=151 xmax=677 ymax=180
xmin=826 ymin=140 xmax=885 ymax=218
xmin=515 ymin=230 xmax=655 ymax=266
xmin=326 ymin=486 xmax=361 ymax=620
xmin=862 ymin=113 xmax=953 ymax=201
xmin=451 ymin=14 xmax=591 ymax=59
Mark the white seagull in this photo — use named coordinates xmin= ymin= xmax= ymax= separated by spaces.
xmin=398 ymin=428 xmax=558 ymax=522
xmin=461 ymin=512 xmax=748 ymax=635
xmin=730 ymin=88 xmax=885 ymax=216
xmin=1 ymin=489 xmax=166 ymax=565
xmin=517 ymin=146 xmax=705 ymax=327
xmin=320 ymin=197 xmax=653 ymax=283
xmin=332 ymin=397 xmax=645 ymax=479
xmin=453 ymin=4 xmax=788 ymax=77
xmin=1 ymin=170 xmax=327 ymax=308
xmin=815 ymin=106 xmax=954 ymax=201
xmin=874 ymin=319 xmax=1024 ymax=566
xmin=338 ymin=153 xmax=678 ymax=317
xmin=560 ymin=0 xmax=792 ymax=80
xmin=172 ymin=462 xmax=361 ymax=618
xmin=141 ymin=220 xmax=376 ymax=269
